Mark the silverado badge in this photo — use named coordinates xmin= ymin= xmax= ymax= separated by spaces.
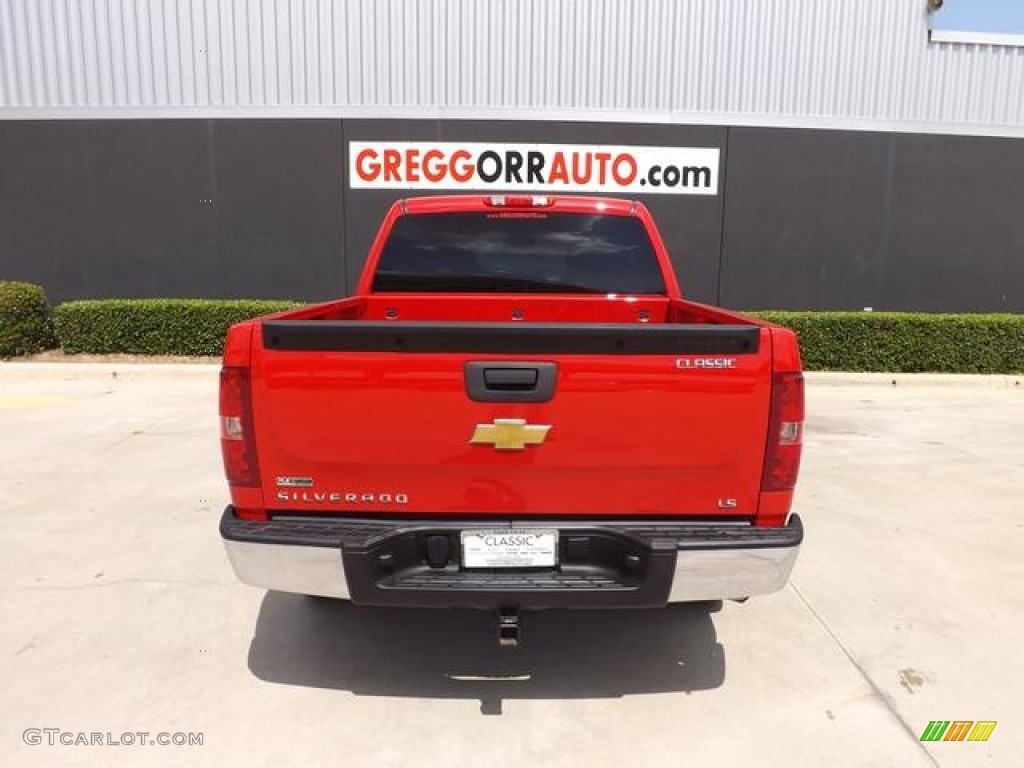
xmin=470 ymin=419 xmax=552 ymax=451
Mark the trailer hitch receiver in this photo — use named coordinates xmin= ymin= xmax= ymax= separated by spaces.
xmin=497 ymin=607 xmax=521 ymax=648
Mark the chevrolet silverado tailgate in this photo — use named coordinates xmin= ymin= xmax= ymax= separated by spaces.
xmin=251 ymin=320 xmax=771 ymax=518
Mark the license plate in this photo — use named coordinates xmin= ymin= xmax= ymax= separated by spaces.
xmin=461 ymin=529 xmax=558 ymax=568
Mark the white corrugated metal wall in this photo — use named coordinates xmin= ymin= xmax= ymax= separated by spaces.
xmin=0 ymin=0 xmax=1023 ymax=135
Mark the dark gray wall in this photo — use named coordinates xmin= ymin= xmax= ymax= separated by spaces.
xmin=1 ymin=119 xmax=1021 ymax=311
xmin=0 ymin=119 xmax=344 ymax=303
xmin=720 ymin=128 xmax=1024 ymax=312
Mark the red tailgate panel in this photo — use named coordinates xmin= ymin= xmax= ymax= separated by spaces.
xmin=251 ymin=340 xmax=771 ymax=517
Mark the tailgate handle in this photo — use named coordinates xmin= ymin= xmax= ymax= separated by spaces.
xmin=484 ymin=368 xmax=538 ymax=390
xmin=465 ymin=362 xmax=557 ymax=403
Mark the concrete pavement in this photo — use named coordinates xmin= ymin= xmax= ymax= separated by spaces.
xmin=0 ymin=363 xmax=1021 ymax=767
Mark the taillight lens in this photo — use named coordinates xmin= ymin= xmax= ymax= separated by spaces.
xmin=762 ymin=372 xmax=804 ymax=492
xmin=219 ymin=367 xmax=260 ymax=486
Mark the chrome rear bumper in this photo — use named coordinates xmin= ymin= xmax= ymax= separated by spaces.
xmin=666 ymin=544 xmax=799 ymax=602
xmin=225 ymin=540 xmax=351 ymax=599
xmin=222 ymin=509 xmax=802 ymax=605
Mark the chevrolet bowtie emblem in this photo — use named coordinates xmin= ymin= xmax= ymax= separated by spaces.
xmin=469 ymin=419 xmax=552 ymax=451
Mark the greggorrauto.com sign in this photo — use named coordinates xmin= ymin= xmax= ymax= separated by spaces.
xmin=349 ymin=142 xmax=720 ymax=195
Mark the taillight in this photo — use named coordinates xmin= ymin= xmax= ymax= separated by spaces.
xmin=219 ymin=366 xmax=260 ymax=487
xmin=761 ymin=372 xmax=804 ymax=492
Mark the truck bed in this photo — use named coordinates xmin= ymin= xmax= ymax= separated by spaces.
xmin=246 ymin=296 xmax=774 ymax=519
xmin=262 ymin=294 xmax=760 ymax=326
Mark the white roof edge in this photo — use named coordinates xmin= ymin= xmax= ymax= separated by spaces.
xmin=929 ymin=28 xmax=1024 ymax=48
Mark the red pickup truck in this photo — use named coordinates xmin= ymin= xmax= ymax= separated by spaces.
xmin=219 ymin=195 xmax=804 ymax=644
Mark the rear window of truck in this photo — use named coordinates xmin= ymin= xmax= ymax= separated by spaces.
xmin=372 ymin=212 xmax=667 ymax=294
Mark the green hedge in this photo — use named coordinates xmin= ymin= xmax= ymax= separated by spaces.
xmin=751 ymin=311 xmax=1024 ymax=374
xmin=54 ymin=299 xmax=301 ymax=356
xmin=0 ymin=281 xmax=59 ymax=357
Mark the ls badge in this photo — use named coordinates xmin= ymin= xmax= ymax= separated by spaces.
xmin=470 ymin=419 xmax=552 ymax=451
